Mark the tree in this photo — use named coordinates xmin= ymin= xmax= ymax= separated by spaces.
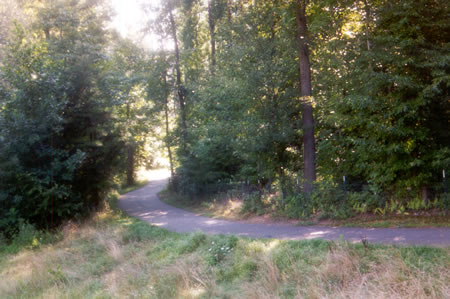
xmin=295 ymin=0 xmax=316 ymax=193
xmin=207 ymin=0 xmax=227 ymax=74
xmin=317 ymin=0 xmax=449 ymax=200
xmin=0 ymin=0 xmax=125 ymax=234
xmin=168 ymin=4 xmax=189 ymax=155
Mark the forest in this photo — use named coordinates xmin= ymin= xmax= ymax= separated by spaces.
xmin=0 ymin=0 xmax=449 ymax=237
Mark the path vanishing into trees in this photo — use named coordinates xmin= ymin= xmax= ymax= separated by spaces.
xmin=118 ymin=172 xmax=450 ymax=247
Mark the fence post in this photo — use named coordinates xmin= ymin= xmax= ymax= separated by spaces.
xmin=343 ymin=176 xmax=347 ymax=200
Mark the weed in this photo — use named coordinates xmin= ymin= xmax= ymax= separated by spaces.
xmin=48 ymin=265 xmax=68 ymax=284
xmin=207 ymin=235 xmax=238 ymax=265
xmin=179 ymin=232 xmax=207 ymax=254
xmin=241 ymin=192 xmax=265 ymax=215
xmin=122 ymin=220 xmax=171 ymax=243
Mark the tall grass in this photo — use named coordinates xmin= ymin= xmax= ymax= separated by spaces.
xmin=0 ymin=209 xmax=448 ymax=298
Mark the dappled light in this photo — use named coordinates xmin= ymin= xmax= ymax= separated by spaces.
xmin=205 ymin=220 xmax=221 ymax=225
xmin=0 ymin=0 xmax=449 ymax=298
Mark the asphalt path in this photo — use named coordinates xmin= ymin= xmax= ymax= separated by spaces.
xmin=118 ymin=176 xmax=450 ymax=247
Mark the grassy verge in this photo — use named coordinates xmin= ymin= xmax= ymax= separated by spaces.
xmin=159 ymin=189 xmax=449 ymax=228
xmin=314 ymin=214 xmax=450 ymax=228
xmin=1 ymin=207 xmax=449 ymax=298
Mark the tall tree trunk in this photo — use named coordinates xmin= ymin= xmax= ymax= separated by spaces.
xmin=295 ymin=0 xmax=316 ymax=193
xmin=208 ymin=0 xmax=216 ymax=74
xmin=363 ymin=0 xmax=372 ymax=51
xmin=126 ymin=102 xmax=135 ymax=185
xmin=169 ymin=9 xmax=188 ymax=154
xmin=163 ymin=67 xmax=175 ymax=177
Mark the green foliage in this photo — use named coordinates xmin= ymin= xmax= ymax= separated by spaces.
xmin=47 ymin=265 xmax=68 ymax=285
xmin=284 ymin=193 xmax=312 ymax=219
xmin=178 ymin=231 xmax=207 ymax=253
xmin=0 ymin=21 xmax=87 ymax=233
xmin=1 ymin=0 xmax=448 ymax=236
xmin=348 ymin=187 xmax=382 ymax=214
xmin=109 ymin=39 xmax=154 ymax=186
xmin=317 ymin=0 xmax=449 ymax=198
xmin=160 ymin=0 xmax=448 ymax=220
xmin=207 ymin=235 xmax=238 ymax=265
xmin=172 ymin=135 xmax=242 ymax=195
xmin=0 ymin=221 xmax=61 ymax=255
xmin=241 ymin=192 xmax=266 ymax=215
xmin=0 ymin=0 xmax=133 ymax=236
xmin=310 ymin=179 xmax=352 ymax=219
xmin=122 ymin=220 xmax=172 ymax=243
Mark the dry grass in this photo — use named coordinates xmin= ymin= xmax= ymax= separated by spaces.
xmin=0 ymin=210 xmax=449 ymax=299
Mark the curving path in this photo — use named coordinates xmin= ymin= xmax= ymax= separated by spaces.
xmin=118 ymin=174 xmax=450 ymax=247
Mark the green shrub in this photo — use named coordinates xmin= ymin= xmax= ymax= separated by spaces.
xmin=348 ymin=186 xmax=381 ymax=214
xmin=284 ymin=193 xmax=313 ymax=219
xmin=122 ymin=221 xmax=170 ymax=243
xmin=217 ymin=259 xmax=258 ymax=282
xmin=310 ymin=179 xmax=353 ymax=219
xmin=206 ymin=235 xmax=238 ymax=265
xmin=179 ymin=232 xmax=207 ymax=253
xmin=241 ymin=192 xmax=265 ymax=215
xmin=0 ymin=222 xmax=60 ymax=254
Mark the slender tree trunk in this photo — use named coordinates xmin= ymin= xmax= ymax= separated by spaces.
xmin=278 ymin=167 xmax=286 ymax=206
xmin=226 ymin=0 xmax=232 ymax=23
xmin=295 ymin=0 xmax=316 ymax=193
xmin=126 ymin=144 xmax=135 ymax=186
xmin=163 ymin=68 xmax=175 ymax=177
xmin=126 ymin=102 xmax=135 ymax=185
xmin=363 ymin=0 xmax=372 ymax=51
xmin=363 ymin=0 xmax=374 ymax=73
xmin=169 ymin=9 xmax=188 ymax=154
xmin=208 ymin=1 xmax=216 ymax=74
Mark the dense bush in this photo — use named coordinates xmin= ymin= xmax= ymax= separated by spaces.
xmin=0 ymin=1 xmax=124 ymax=237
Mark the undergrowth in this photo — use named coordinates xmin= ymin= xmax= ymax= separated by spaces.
xmin=160 ymin=188 xmax=449 ymax=228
